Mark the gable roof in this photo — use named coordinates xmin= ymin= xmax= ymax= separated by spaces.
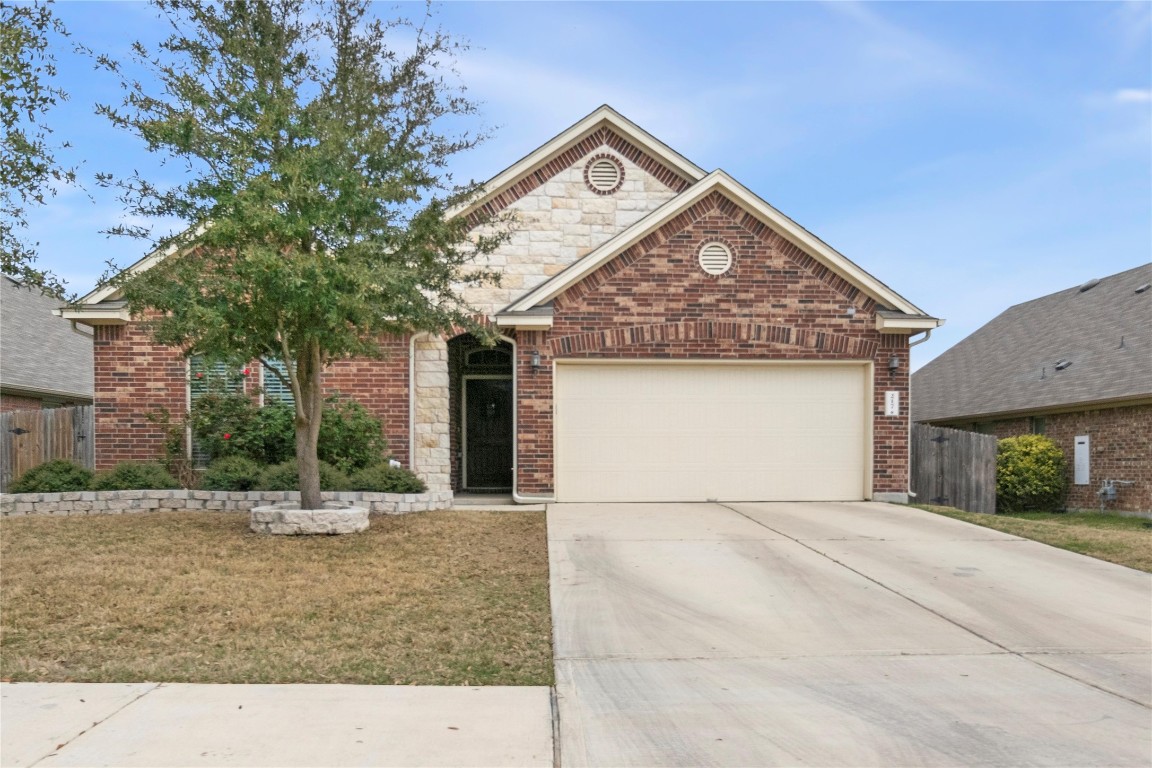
xmin=498 ymin=170 xmax=936 ymax=322
xmin=911 ymin=263 xmax=1152 ymax=423
xmin=1 ymin=276 xmax=94 ymax=401
xmin=452 ymin=105 xmax=706 ymax=221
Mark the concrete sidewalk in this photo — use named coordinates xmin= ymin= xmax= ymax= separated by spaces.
xmin=1 ymin=683 xmax=553 ymax=767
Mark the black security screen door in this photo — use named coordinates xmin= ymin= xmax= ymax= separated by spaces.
xmin=465 ymin=378 xmax=513 ymax=490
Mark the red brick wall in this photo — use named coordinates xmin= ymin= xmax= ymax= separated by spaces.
xmin=323 ymin=340 xmax=410 ymax=468
xmin=91 ymin=325 xmax=411 ymax=470
xmin=515 ymin=190 xmax=910 ymax=497
xmin=92 ymin=323 xmax=188 ymax=469
xmin=956 ymin=404 xmax=1151 ymax=513
xmin=1 ymin=394 xmax=44 ymax=412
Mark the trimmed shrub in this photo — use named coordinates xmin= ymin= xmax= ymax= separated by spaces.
xmin=257 ymin=459 xmax=349 ymax=492
xmin=9 ymin=460 xmax=94 ymax=493
xmin=90 ymin=462 xmax=182 ymax=491
xmin=997 ymin=435 xmax=1067 ymax=513
xmin=200 ymin=456 xmax=264 ymax=491
xmin=348 ymin=463 xmax=427 ymax=494
xmin=318 ymin=397 xmax=389 ymax=473
xmin=189 ymin=393 xmax=386 ymax=471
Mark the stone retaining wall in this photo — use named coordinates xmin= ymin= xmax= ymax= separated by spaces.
xmin=0 ymin=489 xmax=454 ymax=518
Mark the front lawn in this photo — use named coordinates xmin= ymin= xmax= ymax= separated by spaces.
xmin=0 ymin=510 xmax=553 ymax=685
xmin=917 ymin=506 xmax=1152 ymax=572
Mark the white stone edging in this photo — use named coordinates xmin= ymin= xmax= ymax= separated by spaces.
xmin=0 ymin=489 xmax=454 ymax=518
xmin=250 ymin=502 xmax=369 ymax=535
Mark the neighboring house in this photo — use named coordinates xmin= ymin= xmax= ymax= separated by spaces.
xmin=1 ymin=275 xmax=94 ymax=412
xmin=912 ymin=264 xmax=1152 ymax=513
xmin=59 ymin=105 xmax=941 ymax=503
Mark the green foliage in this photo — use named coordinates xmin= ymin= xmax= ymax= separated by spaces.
xmin=258 ymin=460 xmax=348 ymax=492
xmin=318 ymin=397 xmax=389 ymax=473
xmin=95 ymin=0 xmax=511 ymax=507
xmin=0 ymin=0 xmax=73 ymax=295
xmin=187 ymin=392 xmax=258 ymax=461
xmin=200 ymin=456 xmax=264 ymax=492
xmin=348 ymin=463 xmax=427 ymax=494
xmin=996 ymin=435 xmax=1067 ymax=513
xmin=9 ymin=459 xmax=93 ymax=493
xmin=90 ymin=462 xmax=182 ymax=491
xmin=189 ymin=392 xmax=385 ymax=470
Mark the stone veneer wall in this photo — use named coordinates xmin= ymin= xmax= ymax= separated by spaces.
xmin=459 ymin=135 xmax=686 ymax=317
xmin=412 ymin=334 xmax=451 ymax=491
xmin=1 ymin=489 xmax=454 ymax=517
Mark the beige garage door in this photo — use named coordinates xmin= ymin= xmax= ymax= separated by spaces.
xmin=554 ymin=362 xmax=870 ymax=502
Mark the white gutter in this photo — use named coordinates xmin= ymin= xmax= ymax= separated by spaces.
xmin=908 ymin=329 xmax=935 ymax=347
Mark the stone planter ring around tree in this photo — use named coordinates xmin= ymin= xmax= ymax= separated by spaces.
xmin=250 ymin=501 xmax=369 ymax=535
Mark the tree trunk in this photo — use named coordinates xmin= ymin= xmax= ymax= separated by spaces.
xmin=295 ymin=341 xmax=324 ymax=510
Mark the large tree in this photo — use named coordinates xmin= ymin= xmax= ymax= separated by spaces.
xmin=1 ymin=0 xmax=73 ymax=296
xmin=98 ymin=0 xmax=506 ymax=509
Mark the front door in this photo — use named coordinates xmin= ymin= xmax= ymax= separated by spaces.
xmin=464 ymin=377 xmax=513 ymax=490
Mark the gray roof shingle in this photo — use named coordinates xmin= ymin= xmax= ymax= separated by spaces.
xmin=0 ymin=276 xmax=94 ymax=401
xmin=911 ymin=263 xmax=1152 ymax=423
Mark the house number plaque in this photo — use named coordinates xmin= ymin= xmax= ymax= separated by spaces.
xmin=884 ymin=391 xmax=900 ymax=416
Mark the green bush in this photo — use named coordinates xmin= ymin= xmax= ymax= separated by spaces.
xmin=257 ymin=459 xmax=349 ymax=492
xmin=187 ymin=392 xmax=258 ymax=461
xmin=997 ymin=434 xmax=1067 ymax=513
xmin=90 ymin=462 xmax=182 ymax=491
xmin=348 ymin=463 xmax=427 ymax=493
xmin=318 ymin=397 xmax=389 ymax=473
xmin=200 ymin=456 xmax=264 ymax=491
xmin=189 ymin=393 xmax=386 ymax=471
xmin=9 ymin=460 xmax=94 ymax=493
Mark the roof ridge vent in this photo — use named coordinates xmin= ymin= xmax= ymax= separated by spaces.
xmin=1078 ymin=278 xmax=1100 ymax=293
xmin=1054 ymin=359 xmax=1072 ymax=371
xmin=1135 ymin=283 xmax=1150 ymax=294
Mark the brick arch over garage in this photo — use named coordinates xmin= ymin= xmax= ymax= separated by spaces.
xmin=549 ymin=320 xmax=880 ymax=359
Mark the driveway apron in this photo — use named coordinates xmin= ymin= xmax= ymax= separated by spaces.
xmin=548 ymin=502 xmax=1152 ymax=767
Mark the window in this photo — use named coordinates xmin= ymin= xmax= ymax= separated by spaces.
xmin=261 ymin=359 xmax=295 ymax=406
xmin=1029 ymin=416 xmax=1046 ymax=435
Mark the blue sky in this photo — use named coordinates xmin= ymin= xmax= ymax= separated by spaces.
xmin=21 ymin=1 xmax=1152 ymax=368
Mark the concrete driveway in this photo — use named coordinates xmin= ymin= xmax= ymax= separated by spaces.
xmin=548 ymin=502 xmax=1151 ymax=767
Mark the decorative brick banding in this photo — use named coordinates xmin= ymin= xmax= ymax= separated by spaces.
xmin=0 ymin=489 xmax=454 ymax=518
xmin=249 ymin=503 xmax=369 ymax=535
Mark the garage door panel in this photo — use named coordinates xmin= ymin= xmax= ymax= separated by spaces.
xmin=555 ymin=363 xmax=868 ymax=502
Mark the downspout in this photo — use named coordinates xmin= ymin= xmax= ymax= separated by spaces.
xmin=902 ymin=325 xmax=938 ymax=501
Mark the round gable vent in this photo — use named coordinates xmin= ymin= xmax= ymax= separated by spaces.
xmin=584 ymin=156 xmax=624 ymax=195
xmin=698 ymin=242 xmax=733 ymax=276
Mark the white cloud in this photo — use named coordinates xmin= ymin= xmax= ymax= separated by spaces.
xmin=1115 ymin=88 xmax=1152 ymax=103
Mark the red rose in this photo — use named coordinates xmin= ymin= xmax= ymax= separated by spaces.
xmin=243 ymin=368 xmax=250 ymax=375
xmin=223 ymin=433 xmax=231 ymax=440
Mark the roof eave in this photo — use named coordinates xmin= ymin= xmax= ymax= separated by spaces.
xmin=55 ymin=306 xmax=131 ymax=325
xmin=507 ymin=170 xmax=931 ymax=316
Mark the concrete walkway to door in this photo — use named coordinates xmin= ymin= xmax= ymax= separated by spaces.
xmin=548 ymin=502 xmax=1152 ymax=767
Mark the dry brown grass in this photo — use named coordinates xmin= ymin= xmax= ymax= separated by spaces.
xmin=917 ymin=506 xmax=1152 ymax=572
xmin=1 ymin=511 xmax=553 ymax=685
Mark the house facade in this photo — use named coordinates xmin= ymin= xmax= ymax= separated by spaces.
xmin=61 ymin=106 xmax=941 ymax=504
xmin=912 ymin=264 xmax=1151 ymax=514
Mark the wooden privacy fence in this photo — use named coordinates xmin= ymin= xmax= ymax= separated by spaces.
xmin=0 ymin=406 xmax=94 ymax=492
xmin=911 ymin=424 xmax=997 ymax=514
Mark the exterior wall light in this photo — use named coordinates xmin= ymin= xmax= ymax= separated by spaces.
xmin=531 ymin=349 xmax=541 ymax=373
xmin=887 ymin=354 xmax=900 ymax=373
